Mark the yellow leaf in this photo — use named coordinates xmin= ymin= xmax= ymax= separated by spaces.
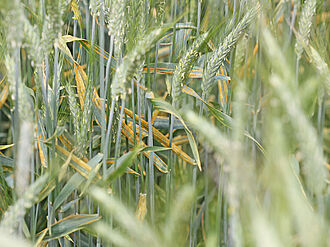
xmin=217 ymin=66 xmax=228 ymax=106
xmin=55 ymin=145 xmax=101 ymax=180
xmin=136 ymin=193 xmax=147 ymax=221
xmin=123 ymin=108 xmax=195 ymax=165
xmin=73 ymin=64 xmax=86 ymax=109
xmin=0 ymin=84 xmax=8 ymax=109
xmin=71 ymin=0 xmax=83 ymax=36
xmin=36 ymin=127 xmax=46 ymax=168
xmin=0 ymin=144 xmax=14 ymax=150
xmin=173 ymin=135 xmax=189 ymax=146
xmin=121 ymin=121 xmax=168 ymax=173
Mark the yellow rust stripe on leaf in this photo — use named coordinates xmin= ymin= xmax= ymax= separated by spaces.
xmin=0 ymin=84 xmax=9 ymax=109
xmin=73 ymin=64 xmax=86 ymax=109
xmin=123 ymin=108 xmax=195 ymax=165
xmin=136 ymin=193 xmax=147 ymax=221
xmin=55 ymin=145 xmax=101 ymax=179
xmin=253 ymin=40 xmax=259 ymax=57
xmin=121 ymin=122 xmax=168 ymax=173
xmin=36 ymin=127 xmax=46 ymax=168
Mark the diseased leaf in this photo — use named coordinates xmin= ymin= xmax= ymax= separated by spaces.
xmin=73 ymin=64 xmax=86 ymax=109
xmin=71 ymin=0 xmax=83 ymax=35
xmin=37 ymin=214 xmax=100 ymax=241
xmin=123 ymin=107 xmax=196 ymax=166
xmin=150 ymin=98 xmax=201 ymax=171
xmin=0 ymin=84 xmax=8 ymax=109
xmin=136 ymin=193 xmax=147 ymax=221
xmin=121 ymin=121 xmax=169 ymax=173
xmin=53 ymin=153 xmax=103 ymax=210
xmin=55 ymin=145 xmax=102 ymax=179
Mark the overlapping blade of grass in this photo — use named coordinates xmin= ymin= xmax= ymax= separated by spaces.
xmin=123 ymin=107 xmax=196 ymax=165
xmin=183 ymin=85 xmax=264 ymax=153
xmin=262 ymin=27 xmax=327 ymax=195
xmin=90 ymin=186 xmax=161 ymax=247
xmin=0 ymin=173 xmax=49 ymax=233
xmin=0 ymin=1 xmax=329 ymax=247
xmin=37 ymin=214 xmax=100 ymax=242
xmin=53 ymin=153 xmax=103 ymax=210
xmin=120 ymin=122 xmax=169 ymax=173
xmin=105 ymin=145 xmax=170 ymax=180
xmin=150 ymin=98 xmax=201 ymax=170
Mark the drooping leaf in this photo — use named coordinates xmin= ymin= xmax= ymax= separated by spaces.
xmin=121 ymin=121 xmax=169 ymax=173
xmin=53 ymin=153 xmax=103 ymax=210
xmin=37 ymin=214 xmax=100 ymax=241
xmin=123 ymin=107 xmax=196 ymax=166
xmin=59 ymin=35 xmax=116 ymax=66
xmin=149 ymin=98 xmax=201 ymax=171
xmin=105 ymin=145 xmax=170 ymax=180
xmin=182 ymin=85 xmax=264 ymax=153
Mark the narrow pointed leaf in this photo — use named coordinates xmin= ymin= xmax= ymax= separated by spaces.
xmin=38 ymin=214 xmax=100 ymax=241
xmin=150 ymin=98 xmax=201 ymax=171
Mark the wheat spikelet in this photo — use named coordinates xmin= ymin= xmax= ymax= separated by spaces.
xmin=22 ymin=23 xmax=43 ymax=66
xmin=307 ymin=46 xmax=330 ymax=95
xmin=46 ymin=1 xmax=64 ymax=39
xmin=4 ymin=54 xmax=33 ymax=124
xmin=39 ymin=1 xmax=66 ymax=57
xmin=89 ymin=0 xmax=102 ymax=16
xmin=111 ymin=28 xmax=164 ymax=98
xmin=77 ymin=83 xmax=93 ymax=156
xmin=234 ymin=34 xmax=248 ymax=73
xmin=156 ymin=0 xmax=166 ymax=25
xmin=65 ymin=83 xmax=80 ymax=138
xmin=125 ymin=0 xmax=146 ymax=51
xmin=172 ymin=32 xmax=209 ymax=107
xmin=131 ymin=0 xmax=147 ymax=81
xmin=0 ymin=0 xmax=24 ymax=49
xmin=2 ymin=2 xmax=34 ymax=122
xmin=202 ymin=4 xmax=259 ymax=96
xmin=3 ymin=0 xmax=66 ymax=66
xmin=295 ymin=0 xmax=316 ymax=60
xmin=104 ymin=0 xmax=126 ymax=49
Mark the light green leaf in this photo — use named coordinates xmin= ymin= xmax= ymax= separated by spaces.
xmin=53 ymin=153 xmax=103 ymax=210
xmin=105 ymin=146 xmax=170 ymax=181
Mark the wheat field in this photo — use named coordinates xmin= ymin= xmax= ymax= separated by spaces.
xmin=0 ymin=0 xmax=329 ymax=246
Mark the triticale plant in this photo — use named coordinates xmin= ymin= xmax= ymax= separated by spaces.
xmin=0 ymin=1 xmax=328 ymax=247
